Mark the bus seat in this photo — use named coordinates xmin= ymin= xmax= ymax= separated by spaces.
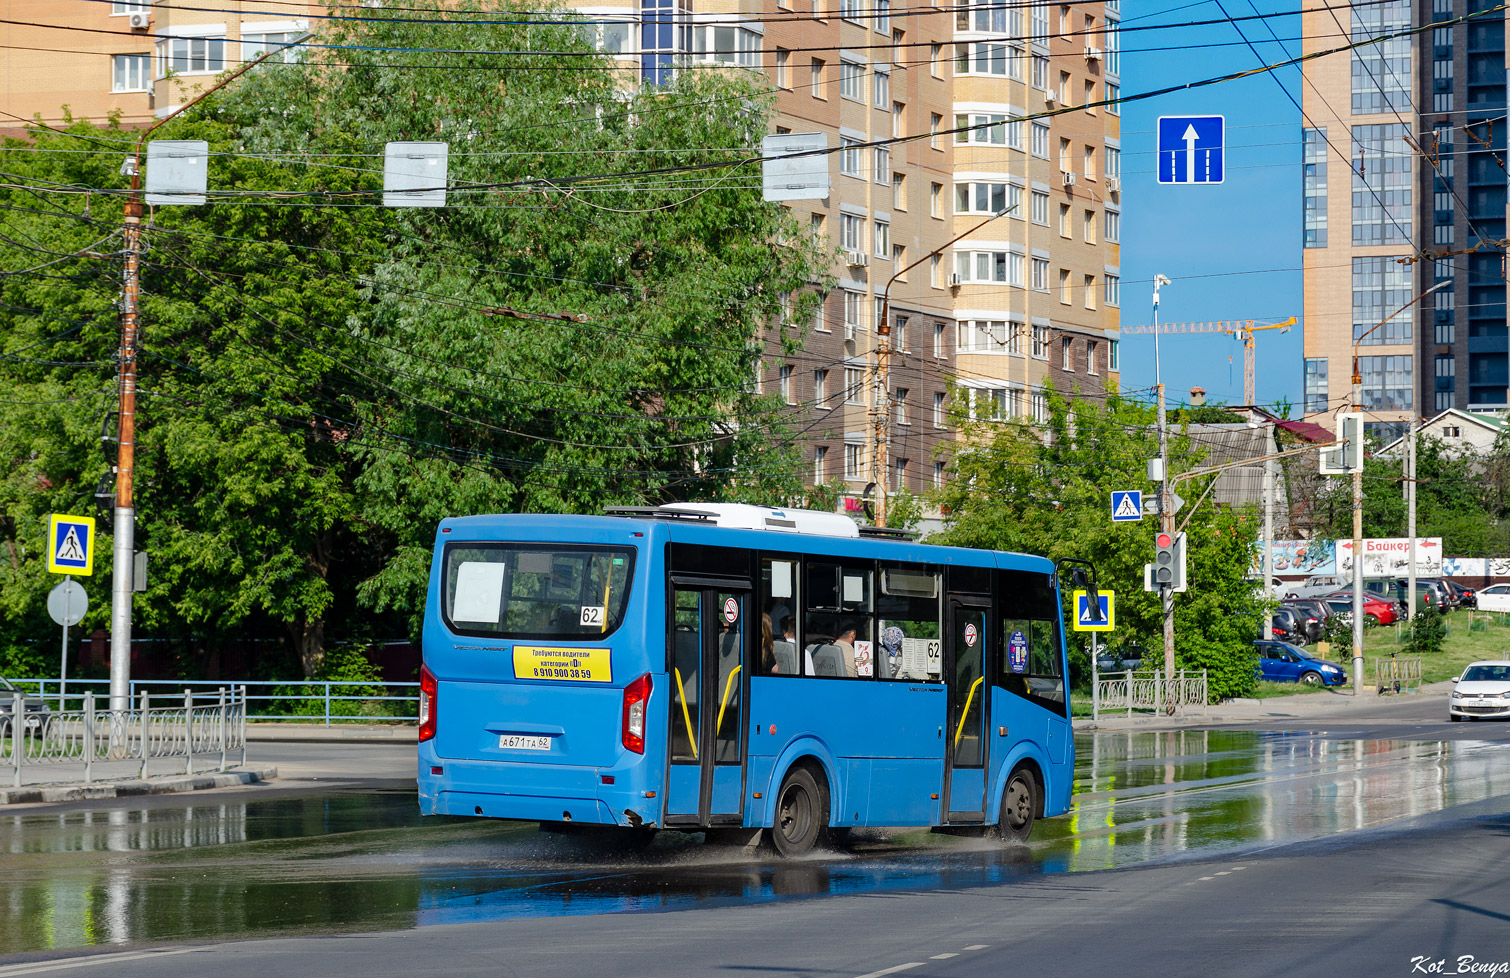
xmin=810 ymin=645 xmax=845 ymax=677
xmin=773 ymin=641 xmax=798 ymax=675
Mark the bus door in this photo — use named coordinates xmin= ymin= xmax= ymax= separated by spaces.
xmin=944 ymin=598 xmax=989 ymax=820
xmin=666 ymin=585 xmax=746 ymax=825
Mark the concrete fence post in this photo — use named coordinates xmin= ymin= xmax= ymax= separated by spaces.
xmin=184 ymin=688 xmax=194 ymax=776
xmin=138 ymin=689 xmax=150 ymax=779
xmin=218 ymin=687 xmax=227 ymax=773
xmin=10 ymin=689 xmax=22 ymax=788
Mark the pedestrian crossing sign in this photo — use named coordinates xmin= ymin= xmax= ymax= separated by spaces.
xmin=47 ymin=514 xmax=95 ymax=576
xmin=1072 ymin=590 xmax=1114 ymax=631
xmin=1111 ymin=490 xmax=1143 ymax=522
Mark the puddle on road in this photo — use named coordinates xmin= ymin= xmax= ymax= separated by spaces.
xmin=3 ymin=730 xmax=1508 ymax=953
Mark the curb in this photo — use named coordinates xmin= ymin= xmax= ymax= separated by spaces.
xmin=0 ymin=765 xmax=278 ymax=806
xmin=245 ymin=724 xmax=417 ymax=743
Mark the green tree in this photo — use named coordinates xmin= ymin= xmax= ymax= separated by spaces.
xmin=932 ymin=386 xmax=1264 ymax=700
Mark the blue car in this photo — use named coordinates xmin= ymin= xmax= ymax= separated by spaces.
xmin=1254 ymin=639 xmax=1348 ymax=686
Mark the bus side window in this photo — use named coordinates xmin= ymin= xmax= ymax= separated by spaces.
xmin=761 ymin=556 xmax=800 ymax=676
xmin=806 ymin=561 xmax=873 ymax=678
xmin=877 ymin=563 xmax=942 ymax=682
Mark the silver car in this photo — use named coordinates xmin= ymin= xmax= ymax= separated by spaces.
xmin=1449 ymin=660 xmax=1510 ymax=721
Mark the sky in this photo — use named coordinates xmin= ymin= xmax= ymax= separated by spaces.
xmin=1118 ymin=1 xmax=1304 ymax=413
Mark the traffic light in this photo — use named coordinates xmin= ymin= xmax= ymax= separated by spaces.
xmin=1154 ymin=532 xmax=1176 ymax=587
xmin=1153 ymin=531 xmax=1188 ymax=591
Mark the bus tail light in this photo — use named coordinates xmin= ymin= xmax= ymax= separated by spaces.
xmin=419 ymin=665 xmax=438 ymax=743
xmin=621 ymin=673 xmax=652 ymax=754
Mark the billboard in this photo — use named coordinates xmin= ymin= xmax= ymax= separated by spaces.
xmin=1336 ymin=538 xmax=1443 ymax=576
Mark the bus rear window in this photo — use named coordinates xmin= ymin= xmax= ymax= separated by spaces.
xmin=443 ymin=543 xmax=635 ymax=640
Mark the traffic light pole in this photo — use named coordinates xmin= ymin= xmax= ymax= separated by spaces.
xmin=1152 ymin=276 xmax=1174 ymax=687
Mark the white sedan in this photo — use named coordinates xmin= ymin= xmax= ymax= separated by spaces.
xmin=1475 ymin=583 xmax=1510 ymax=613
xmin=1449 ymin=660 xmax=1510 ymax=721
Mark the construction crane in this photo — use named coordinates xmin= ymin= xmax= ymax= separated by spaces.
xmin=1120 ymin=317 xmax=1296 ymax=405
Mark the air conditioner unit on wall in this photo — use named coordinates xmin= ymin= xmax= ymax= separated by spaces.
xmin=949 ymin=273 xmax=962 ymax=287
xmin=1045 ymin=89 xmax=1059 ymax=105
xmin=1085 ymin=45 xmax=1103 ymax=60
xmin=1105 ymin=177 xmax=1120 ymax=193
xmin=128 ymin=10 xmax=151 ymax=28
xmin=845 ymin=251 xmax=869 ymax=267
xmin=1062 ymin=171 xmax=1076 ymax=187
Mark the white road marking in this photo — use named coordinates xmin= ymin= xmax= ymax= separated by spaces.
xmin=854 ymin=964 xmax=924 ymax=978
xmin=1199 ymin=876 xmax=1214 ymax=880
xmin=963 ymin=945 xmax=990 ymax=950
xmin=0 ymin=949 xmax=195 ymax=977
xmin=1215 ymin=871 xmax=1231 ymax=876
xmin=931 ymin=953 xmax=959 ymax=960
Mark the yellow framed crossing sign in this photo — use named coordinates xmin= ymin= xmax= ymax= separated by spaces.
xmin=47 ymin=514 xmax=95 ymax=576
xmin=1071 ymin=590 xmax=1114 ymax=631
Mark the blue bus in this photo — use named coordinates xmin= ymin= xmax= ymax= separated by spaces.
xmin=417 ymin=504 xmax=1087 ymax=855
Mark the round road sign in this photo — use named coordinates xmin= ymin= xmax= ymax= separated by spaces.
xmin=47 ymin=579 xmax=87 ymax=627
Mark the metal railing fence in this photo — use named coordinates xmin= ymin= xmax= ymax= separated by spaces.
xmin=1093 ymin=669 xmax=1210 ymax=720
xmin=5 ymin=686 xmax=247 ymax=787
xmin=10 ymin=678 xmax=419 ymax=726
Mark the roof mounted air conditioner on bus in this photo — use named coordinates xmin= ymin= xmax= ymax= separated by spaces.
xmin=128 ymin=10 xmax=151 ymax=28
xmin=655 ymin=503 xmax=862 ymax=538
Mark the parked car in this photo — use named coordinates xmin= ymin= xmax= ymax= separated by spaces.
xmin=1443 ymin=580 xmax=1476 ymax=609
xmin=1281 ymin=598 xmax=1334 ymax=634
xmin=1476 ymin=582 xmax=1510 ymax=613
xmin=1269 ymin=607 xmax=1307 ymax=644
xmin=1254 ymin=639 xmax=1349 ymax=686
xmin=1282 ymin=575 xmax=1350 ymax=600
xmin=1449 ymin=660 xmax=1510 ymax=721
xmin=1320 ymin=591 xmax=1399 ymax=626
xmin=1274 ymin=604 xmax=1324 ymax=643
xmin=0 ymin=676 xmax=51 ymax=729
xmin=1371 ymin=577 xmax=1448 ymax=614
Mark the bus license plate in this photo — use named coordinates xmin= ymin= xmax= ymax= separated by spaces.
xmin=499 ymin=734 xmax=551 ymax=751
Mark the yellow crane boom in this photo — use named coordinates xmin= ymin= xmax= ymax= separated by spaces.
xmin=1120 ymin=317 xmax=1296 ymax=405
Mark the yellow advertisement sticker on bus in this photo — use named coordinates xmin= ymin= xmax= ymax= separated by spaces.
xmin=514 ymin=646 xmax=613 ymax=682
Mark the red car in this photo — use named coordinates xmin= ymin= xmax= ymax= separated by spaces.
xmin=1321 ymin=591 xmax=1399 ymax=626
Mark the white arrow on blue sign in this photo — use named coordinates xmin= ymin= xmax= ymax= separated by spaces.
xmin=1157 ymin=115 xmax=1224 ymax=185
xmin=1111 ymin=490 xmax=1143 ymax=522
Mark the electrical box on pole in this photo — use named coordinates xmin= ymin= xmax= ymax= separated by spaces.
xmin=1319 ymin=412 xmax=1364 ymax=474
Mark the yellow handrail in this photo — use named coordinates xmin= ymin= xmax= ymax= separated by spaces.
xmin=674 ymin=667 xmax=697 ymax=759
xmin=953 ymin=676 xmax=984 ymax=747
xmin=715 ymin=664 xmax=742 ymax=735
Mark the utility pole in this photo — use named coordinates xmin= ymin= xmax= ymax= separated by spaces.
xmin=1152 ymin=274 xmax=1174 ymax=682
xmin=1263 ymin=450 xmax=1275 ymax=641
xmin=1407 ymin=409 xmax=1417 ymax=627
xmin=108 ymin=40 xmax=309 ymax=713
xmin=871 ymin=205 xmax=1014 ymax=526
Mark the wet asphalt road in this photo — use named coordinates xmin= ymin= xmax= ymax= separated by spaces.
xmin=3 ymin=704 xmax=1510 ymax=961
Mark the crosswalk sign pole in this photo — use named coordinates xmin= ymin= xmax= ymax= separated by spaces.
xmin=60 ymin=575 xmax=71 ymax=710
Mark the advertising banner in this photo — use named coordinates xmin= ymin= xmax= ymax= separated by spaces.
xmin=1336 ymin=538 xmax=1443 ymax=576
xmin=1260 ymin=539 xmax=1337 ymax=577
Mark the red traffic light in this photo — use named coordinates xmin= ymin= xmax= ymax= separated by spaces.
xmin=1156 ymin=532 xmax=1173 ymax=548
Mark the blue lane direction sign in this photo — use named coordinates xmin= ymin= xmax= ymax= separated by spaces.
xmin=47 ymin=514 xmax=95 ymax=576
xmin=1072 ymin=590 xmax=1114 ymax=632
xmin=1111 ymin=490 xmax=1143 ymax=522
xmin=1157 ymin=115 xmax=1225 ymax=185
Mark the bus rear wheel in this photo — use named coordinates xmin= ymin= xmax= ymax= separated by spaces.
xmin=771 ymin=766 xmax=828 ymax=857
xmin=996 ymin=766 xmax=1038 ymax=845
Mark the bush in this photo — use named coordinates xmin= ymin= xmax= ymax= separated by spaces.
xmin=267 ymin=645 xmax=394 ymax=720
xmin=1404 ymin=606 xmax=1447 ymax=656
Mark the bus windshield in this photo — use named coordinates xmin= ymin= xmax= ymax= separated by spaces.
xmin=442 ymin=543 xmax=635 ymax=639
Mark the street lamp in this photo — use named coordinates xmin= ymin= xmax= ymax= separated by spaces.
xmin=871 ymin=204 xmax=1015 ymax=526
xmin=1345 ymin=279 xmax=1449 ymax=696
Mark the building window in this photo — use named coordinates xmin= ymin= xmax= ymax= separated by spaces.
xmin=895 ymin=388 xmax=909 ymax=424
xmin=931 ymin=182 xmax=942 ymax=217
xmin=957 ymin=320 xmax=1007 ymax=353
xmin=813 ymin=445 xmax=828 ymax=483
xmin=112 ymin=53 xmax=150 ymax=92
xmin=930 ymin=43 xmax=942 ymax=77
xmin=1031 ymin=323 xmax=1050 ymax=359
xmin=873 ymin=145 xmax=889 ymax=184
xmin=1108 ymin=339 xmax=1119 ymax=371
xmin=242 ymin=30 xmax=306 ymax=62
xmin=842 ymin=288 xmax=864 ymax=335
xmin=840 ymin=213 xmax=863 ymax=252
xmin=955 ymin=41 xmax=1008 ymax=76
xmin=639 ymin=0 xmax=686 ymax=86
xmin=930 ymin=114 xmax=942 ymax=150
xmin=810 ymin=58 xmax=825 ymax=97
xmin=1358 ymin=355 xmax=1413 ymax=411
xmin=1031 ymin=258 xmax=1049 ymax=292
xmin=1061 ymin=337 xmax=1074 ymax=370
xmin=1083 ymin=145 xmax=1097 ymax=180
xmin=1303 ymin=357 xmax=1329 ymax=414
xmin=955 ymin=181 xmax=1019 ymax=215
xmin=955 ymin=251 xmax=1022 ymax=287
xmin=1105 ymin=275 xmax=1120 ymax=307
xmin=955 ymin=113 xmax=1007 ymax=145
xmin=156 ymin=34 xmax=227 ymax=77
xmin=839 ymin=0 xmax=863 ymax=23
xmin=874 ymin=220 xmax=890 ymax=257
xmin=840 ymin=60 xmax=863 ymax=100
xmin=1104 ymin=209 xmax=1120 ymax=243
xmin=1030 ymin=123 xmax=1050 ymax=158
xmin=1032 ymin=391 xmax=1048 ymax=421
xmin=1353 ymin=256 xmax=1413 ymax=346
xmin=839 ymin=139 xmax=862 ymax=177
xmin=1107 ymin=146 xmax=1122 ymax=180
xmin=934 ymin=322 xmax=945 ymax=358
xmin=844 ymin=442 xmax=864 ymax=479
xmin=873 ymin=69 xmax=889 ymax=107
xmin=1351 ymin=0 xmax=1411 ymax=114
xmin=1351 ymin=123 xmax=1411 ymax=245
xmin=892 ymin=101 xmax=905 ymax=138
xmin=930 ymin=254 xmax=941 ymax=288
xmin=775 ymin=48 xmax=790 ymax=87
xmin=1032 ymin=54 xmax=1048 ymax=89
xmin=1106 ymin=83 xmax=1120 ymax=113
xmin=934 ymin=391 xmax=947 ymax=427
xmin=1083 ymin=208 xmax=1096 ymax=243
xmin=933 ymin=461 xmax=946 ymax=486
xmin=892 ymin=172 xmax=906 ymax=210
xmin=1059 ymin=268 xmax=1071 ymax=304
xmin=1302 ymin=127 xmax=1327 ymax=248
xmin=1084 ymin=275 xmax=1096 ymax=309
xmin=814 ymin=368 xmax=828 ymax=406
xmin=1031 ymin=191 xmax=1049 ymax=225
xmin=1087 ymin=340 xmax=1099 ymax=374
xmin=892 ymin=244 xmax=905 ymax=269
xmin=845 ymin=366 xmax=865 ymax=403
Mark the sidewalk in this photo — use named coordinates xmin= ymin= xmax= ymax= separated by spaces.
xmin=0 ymin=763 xmax=278 ymax=806
xmin=1075 ymin=680 xmax=1453 ymax=731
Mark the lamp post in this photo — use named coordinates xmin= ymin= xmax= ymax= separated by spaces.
xmin=871 ymin=204 xmax=1015 ymax=526
xmin=1347 ymin=279 xmax=1449 ymax=695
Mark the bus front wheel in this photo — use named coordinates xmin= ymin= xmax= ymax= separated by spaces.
xmin=996 ymin=766 xmax=1038 ymax=844
xmin=771 ymin=766 xmax=829 ymax=857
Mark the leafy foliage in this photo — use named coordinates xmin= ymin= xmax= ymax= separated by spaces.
xmin=932 ymin=386 xmax=1264 ymax=700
